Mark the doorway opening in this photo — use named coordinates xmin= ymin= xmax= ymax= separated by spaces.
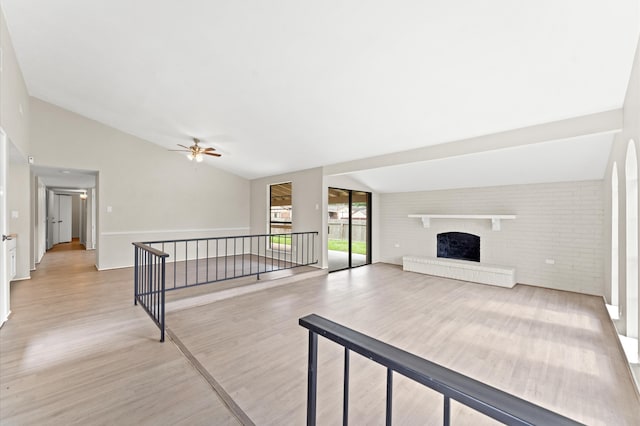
xmin=31 ymin=166 xmax=97 ymax=264
xmin=328 ymin=188 xmax=371 ymax=272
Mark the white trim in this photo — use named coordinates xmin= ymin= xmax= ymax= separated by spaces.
xmin=100 ymin=227 xmax=250 ymax=236
xmin=0 ymin=310 xmax=11 ymax=328
xmin=10 ymin=276 xmax=31 ymax=282
xmin=97 ymin=264 xmax=133 ymax=271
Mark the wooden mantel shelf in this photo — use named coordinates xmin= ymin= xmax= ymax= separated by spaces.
xmin=408 ymin=214 xmax=516 ymax=231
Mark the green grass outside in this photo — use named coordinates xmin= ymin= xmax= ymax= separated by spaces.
xmin=270 ymin=235 xmax=292 ymax=245
xmin=328 ymin=239 xmax=367 ymax=255
xmin=270 ymin=235 xmax=367 ymax=255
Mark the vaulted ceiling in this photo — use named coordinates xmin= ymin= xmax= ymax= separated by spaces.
xmin=2 ymin=1 xmax=639 ymax=191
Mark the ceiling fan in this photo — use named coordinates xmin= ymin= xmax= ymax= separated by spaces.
xmin=170 ymin=138 xmax=221 ymax=162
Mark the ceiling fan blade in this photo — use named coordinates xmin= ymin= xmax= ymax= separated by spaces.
xmin=203 ymin=147 xmax=217 ymax=152
xmin=177 ymin=144 xmax=191 ymax=149
xmin=204 ymin=152 xmax=222 ymax=157
xmin=168 ymin=149 xmax=189 ymax=152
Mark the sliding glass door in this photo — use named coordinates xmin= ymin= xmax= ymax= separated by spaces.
xmin=328 ymin=188 xmax=371 ymax=272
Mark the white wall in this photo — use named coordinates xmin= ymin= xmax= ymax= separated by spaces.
xmin=251 ymin=167 xmax=324 ymax=234
xmin=30 ymin=172 xmax=47 ymax=267
xmin=71 ymin=194 xmax=80 ymax=239
xmin=86 ymin=188 xmax=96 ymax=250
xmin=0 ymin=8 xmax=29 ymax=156
xmin=7 ymin=160 xmax=30 ymax=280
xmin=250 ymin=167 xmax=323 ymax=264
xmin=28 ymin=98 xmax=251 ymax=270
xmin=380 ymin=180 xmax=604 ymax=295
xmin=604 ymin=37 xmax=640 ymax=340
xmin=1 ymin=8 xmax=31 ymax=303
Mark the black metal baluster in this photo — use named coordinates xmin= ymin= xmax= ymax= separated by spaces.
xmin=386 ymin=368 xmax=393 ymax=426
xmin=148 ymin=251 xmax=154 ymax=319
xmin=343 ymin=348 xmax=350 ymax=426
xmin=160 ymin=255 xmax=165 ymax=342
xmin=184 ymin=241 xmax=188 ymax=287
xmin=156 ymin=256 xmax=160 ymax=324
xmin=134 ymin=247 xmax=139 ymax=305
xmin=307 ymin=331 xmax=318 ymax=426
xmin=443 ymin=396 xmax=450 ymax=426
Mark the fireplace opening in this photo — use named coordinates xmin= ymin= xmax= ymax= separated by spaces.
xmin=437 ymin=232 xmax=480 ymax=262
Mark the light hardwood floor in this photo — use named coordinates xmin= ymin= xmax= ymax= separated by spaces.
xmin=2 ymin=240 xmax=639 ymax=425
xmin=167 ymin=265 xmax=640 ymax=425
xmin=0 ymin=241 xmax=239 ymax=425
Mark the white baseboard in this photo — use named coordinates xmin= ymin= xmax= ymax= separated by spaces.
xmin=0 ymin=310 xmax=11 ymax=328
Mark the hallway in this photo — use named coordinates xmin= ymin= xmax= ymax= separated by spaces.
xmin=0 ymin=242 xmax=239 ymax=425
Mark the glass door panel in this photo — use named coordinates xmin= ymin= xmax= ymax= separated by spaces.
xmin=328 ymin=188 xmax=350 ymax=271
xmin=328 ymin=188 xmax=371 ymax=272
xmin=351 ymin=191 xmax=369 ymax=267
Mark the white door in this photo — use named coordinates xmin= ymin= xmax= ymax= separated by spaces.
xmin=58 ymin=195 xmax=72 ymax=243
xmin=0 ymin=129 xmax=9 ymax=324
xmin=51 ymin=193 xmax=59 ymax=246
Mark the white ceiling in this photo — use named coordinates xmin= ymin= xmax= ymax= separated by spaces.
xmin=2 ymin=1 xmax=639 ymax=191
xmin=32 ymin=166 xmax=96 ymax=189
xmin=347 ymin=133 xmax=615 ymax=193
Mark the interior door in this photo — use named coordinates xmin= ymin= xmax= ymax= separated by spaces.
xmin=51 ymin=193 xmax=59 ymax=246
xmin=58 ymin=195 xmax=72 ymax=243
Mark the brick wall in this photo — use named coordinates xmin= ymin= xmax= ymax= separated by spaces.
xmin=380 ymin=180 xmax=604 ymax=295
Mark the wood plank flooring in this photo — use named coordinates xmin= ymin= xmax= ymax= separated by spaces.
xmin=167 ymin=264 xmax=640 ymax=425
xmin=0 ymin=240 xmax=239 ymax=425
xmin=2 ymin=239 xmax=639 ymax=425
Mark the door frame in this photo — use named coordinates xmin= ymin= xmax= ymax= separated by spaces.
xmin=0 ymin=128 xmax=9 ymax=325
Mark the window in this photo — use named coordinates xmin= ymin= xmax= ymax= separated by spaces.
xmin=625 ymin=141 xmax=638 ymax=339
xmin=270 ymin=183 xmax=292 ymax=251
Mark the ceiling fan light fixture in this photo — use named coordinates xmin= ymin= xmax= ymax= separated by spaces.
xmin=173 ymin=138 xmax=220 ymax=161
